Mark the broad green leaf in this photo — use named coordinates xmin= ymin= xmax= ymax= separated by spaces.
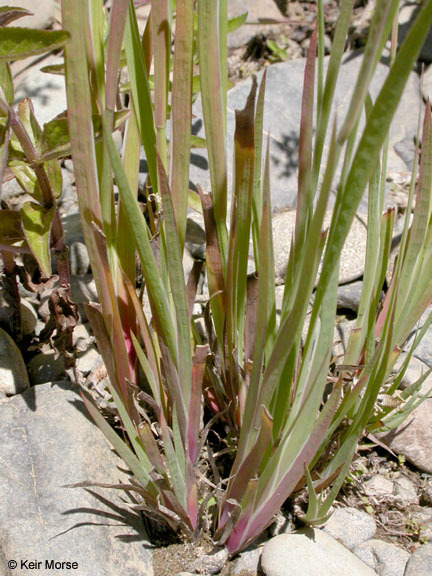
xmin=0 ymin=210 xmax=25 ymax=246
xmin=20 ymin=202 xmax=54 ymax=278
xmin=0 ymin=62 xmax=13 ymax=105
xmin=188 ymin=188 xmax=203 ymax=213
xmin=0 ymin=6 xmax=33 ymax=27
xmin=17 ymin=98 xmax=42 ymax=154
xmin=0 ymin=28 xmax=70 ymax=61
xmin=41 ymin=110 xmax=130 ymax=161
xmin=227 ymin=11 xmax=248 ymax=34
xmin=11 ymin=163 xmax=43 ymax=203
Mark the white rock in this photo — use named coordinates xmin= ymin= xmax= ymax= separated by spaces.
xmin=322 ymin=507 xmax=377 ymax=550
xmin=353 ymin=540 xmax=409 ymax=576
xmin=412 ymin=509 xmax=432 ymax=542
xmin=394 ymin=353 xmax=432 ymax=398
xmin=364 ymin=475 xmax=394 ymax=497
xmin=20 ymin=299 xmax=38 ymax=335
xmin=423 ymin=65 xmax=432 ymax=103
xmin=393 ymin=475 xmax=419 ymax=505
xmin=0 ymin=327 xmax=30 ymax=398
xmin=4 ymin=0 xmax=56 ymax=29
xmin=69 ymin=241 xmax=90 ymax=276
xmin=232 ymin=546 xmax=263 ymax=575
xmin=227 ymin=0 xmax=284 ymax=49
xmin=261 ymin=529 xmax=377 ymax=576
xmin=14 ymin=56 xmax=66 ymax=126
xmin=76 ymin=346 xmax=102 ymax=376
xmin=377 ymin=399 xmax=432 ymax=474
xmin=272 ymin=211 xmax=367 ymax=285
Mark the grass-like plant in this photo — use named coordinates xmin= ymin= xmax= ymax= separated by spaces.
xmin=2 ymin=0 xmax=432 ymax=556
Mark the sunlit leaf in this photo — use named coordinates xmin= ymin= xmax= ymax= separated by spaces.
xmin=0 ymin=28 xmax=70 ymax=61
xmin=20 ymin=201 xmax=54 ymax=277
xmin=0 ymin=62 xmax=13 ymax=106
xmin=227 ymin=12 xmax=248 ymax=34
xmin=0 ymin=210 xmax=25 ymax=246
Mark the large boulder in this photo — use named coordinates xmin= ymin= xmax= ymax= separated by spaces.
xmin=185 ymin=54 xmax=420 ymax=213
xmin=0 ymin=382 xmax=153 ymax=576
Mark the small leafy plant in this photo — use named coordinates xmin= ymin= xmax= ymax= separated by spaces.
xmin=0 ymin=9 xmax=77 ymax=366
xmin=2 ymin=0 xmax=432 ymax=557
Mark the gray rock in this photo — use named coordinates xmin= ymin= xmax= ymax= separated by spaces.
xmin=63 ymin=158 xmax=74 ymax=175
xmin=412 ymin=509 xmax=432 ymax=542
xmin=0 ymin=327 xmax=30 ymax=398
xmin=76 ymin=346 xmax=103 ymax=376
xmin=3 ymin=0 xmax=56 ymax=29
xmin=353 ymin=539 xmax=409 ymax=576
xmin=364 ymin=475 xmax=394 ymax=497
xmin=20 ymin=299 xmax=38 ymax=335
xmin=62 ymin=211 xmax=84 ymax=245
xmin=227 ymin=0 xmax=284 ymax=49
xmin=423 ymin=65 xmax=432 ymax=103
xmin=73 ymin=323 xmax=94 ymax=348
xmin=58 ymin=168 xmax=76 ymax=209
xmin=70 ymin=275 xmax=98 ymax=304
xmin=322 ymin=507 xmax=377 ymax=551
xmin=27 ymin=351 xmax=65 ymax=385
xmin=333 ymin=319 xmax=356 ymax=362
xmin=183 ymin=248 xmax=195 ymax=282
xmin=420 ymin=482 xmax=432 ymax=507
xmin=399 ymin=5 xmax=432 ymax=64
xmin=272 ymin=211 xmax=367 ymax=284
xmin=69 ymin=241 xmax=90 ymax=276
xmin=0 ymin=382 xmax=153 ymax=576
xmin=187 ymin=547 xmax=228 ymax=575
xmin=232 ymin=546 xmax=263 ymax=575
xmin=393 ymin=475 xmax=419 ymax=505
xmin=184 ymin=55 xmax=420 ymax=214
xmin=405 ymin=544 xmax=432 ymax=576
xmin=377 ymin=399 xmax=432 ymax=474
xmin=406 ymin=307 xmax=432 ymax=369
xmin=336 ymin=281 xmax=364 ymax=312
xmin=261 ymin=529 xmax=377 ymax=576
xmin=394 ymin=353 xmax=432 ymax=398
xmin=14 ymin=56 xmax=66 ymax=126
